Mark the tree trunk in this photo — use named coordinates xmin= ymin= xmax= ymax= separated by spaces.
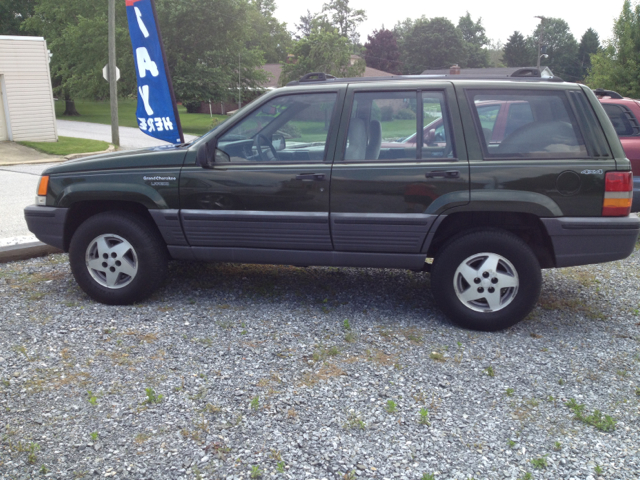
xmin=63 ymin=95 xmax=80 ymax=116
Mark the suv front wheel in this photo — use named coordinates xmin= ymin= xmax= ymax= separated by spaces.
xmin=430 ymin=230 xmax=542 ymax=331
xmin=69 ymin=212 xmax=168 ymax=305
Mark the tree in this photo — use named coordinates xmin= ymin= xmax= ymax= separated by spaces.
xmin=486 ymin=39 xmax=505 ymax=68
xmin=294 ymin=9 xmax=315 ymax=39
xmin=154 ymin=0 xmax=267 ymax=107
xmin=401 ymin=17 xmax=465 ymax=74
xmin=457 ymin=12 xmax=489 ymax=68
xmin=0 ymin=0 xmax=36 ymax=35
xmin=280 ymin=27 xmax=365 ymax=85
xmin=503 ymin=31 xmax=534 ymax=67
xmin=529 ymin=18 xmax=580 ymax=81
xmin=578 ymin=28 xmax=600 ymax=79
xmin=246 ymin=0 xmax=292 ymax=63
xmin=586 ymin=0 xmax=640 ymax=97
xmin=322 ymin=0 xmax=366 ymax=45
xmin=23 ymin=0 xmax=136 ymax=115
xmin=363 ymin=28 xmax=401 ymax=74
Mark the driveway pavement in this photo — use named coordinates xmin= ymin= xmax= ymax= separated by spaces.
xmin=0 ymin=162 xmax=57 ymax=245
xmin=57 ymin=119 xmax=198 ymax=149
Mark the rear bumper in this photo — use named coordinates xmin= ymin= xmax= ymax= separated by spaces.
xmin=24 ymin=205 xmax=68 ymax=251
xmin=542 ymin=215 xmax=640 ymax=268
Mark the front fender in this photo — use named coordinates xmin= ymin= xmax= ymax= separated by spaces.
xmin=47 ymin=168 xmax=181 ymax=209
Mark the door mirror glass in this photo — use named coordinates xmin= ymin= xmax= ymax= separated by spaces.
xmin=272 ymin=133 xmax=286 ymax=151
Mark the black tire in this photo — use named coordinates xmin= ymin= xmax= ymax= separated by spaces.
xmin=430 ymin=230 xmax=542 ymax=331
xmin=69 ymin=211 xmax=168 ymax=305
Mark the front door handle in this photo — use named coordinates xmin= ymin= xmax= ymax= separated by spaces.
xmin=425 ymin=170 xmax=459 ymax=179
xmin=295 ymin=173 xmax=325 ymax=181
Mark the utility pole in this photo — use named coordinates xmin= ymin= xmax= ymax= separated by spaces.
xmin=535 ymin=16 xmax=545 ymax=72
xmin=108 ymin=0 xmax=120 ymax=147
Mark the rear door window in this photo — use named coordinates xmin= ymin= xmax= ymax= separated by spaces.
xmin=602 ymin=103 xmax=640 ymax=137
xmin=467 ymin=90 xmax=588 ymax=159
xmin=342 ymin=90 xmax=454 ymax=161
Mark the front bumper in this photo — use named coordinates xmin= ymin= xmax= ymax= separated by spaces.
xmin=542 ymin=215 xmax=640 ymax=268
xmin=24 ymin=205 xmax=69 ymax=251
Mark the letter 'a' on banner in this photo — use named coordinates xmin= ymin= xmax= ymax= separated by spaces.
xmin=125 ymin=0 xmax=184 ymax=144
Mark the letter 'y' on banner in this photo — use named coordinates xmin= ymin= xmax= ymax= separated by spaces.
xmin=125 ymin=0 xmax=184 ymax=144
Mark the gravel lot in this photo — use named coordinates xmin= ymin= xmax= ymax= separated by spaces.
xmin=1 ymin=243 xmax=639 ymax=480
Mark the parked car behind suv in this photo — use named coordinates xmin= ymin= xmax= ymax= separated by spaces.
xmin=25 ymin=73 xmax=640 ymax=331
xmin=594 ymin=88 xmax=640 ymax=212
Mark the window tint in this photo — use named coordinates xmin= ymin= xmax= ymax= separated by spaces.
xmin=217 ymin=93 xmax=337 ymax=162
xmin=602 ymin=104 xmax=640 ymax=137
xmin=468 ymin=90 xmax=588 ymax=159
xmin=343 ymin=91 xmax=453 ymax=161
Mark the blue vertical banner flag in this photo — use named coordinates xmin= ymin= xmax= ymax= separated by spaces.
xmin=125 ymin=0 xmax=184 ymax=144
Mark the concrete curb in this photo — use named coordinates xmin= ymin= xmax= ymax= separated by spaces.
xmin=0 ymin=241 xmax=63 ymax=264
xmin=0 ymin=144 xmax=116 ymax=167
xmin=64 ymin=144 xmax=116 ymax=160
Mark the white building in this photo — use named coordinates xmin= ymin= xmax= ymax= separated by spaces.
xmin=0 ymin=36 xmax=57 ymax=142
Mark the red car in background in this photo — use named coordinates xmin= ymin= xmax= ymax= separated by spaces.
xmin=595 ymin=89 xmax=640 ymax=212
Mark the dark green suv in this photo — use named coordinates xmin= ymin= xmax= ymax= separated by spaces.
xmin=25 ymin=73 xmax=640 ymax=331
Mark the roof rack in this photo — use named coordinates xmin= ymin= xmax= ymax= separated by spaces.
xmin=511 ymin=68 xmax=541 ymax=77
xmin=593 ymin=88 xmax=624 ymax=99
xmin=286 ymin=72 xmax=564 ymax=86
xmin=298 ymin=72 xmax=336 ymax=82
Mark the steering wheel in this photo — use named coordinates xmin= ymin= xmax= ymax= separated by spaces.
xmin=255 ymin=134 xmax=278 ymax=161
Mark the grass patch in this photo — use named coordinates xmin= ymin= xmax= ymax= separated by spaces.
xmin=19 ymin=136 xmax=109 ymax=156
xmin=565 ymin=398 xmax=616 ymax=432
xmin=55 ymin=99 xmax=226 ymax=136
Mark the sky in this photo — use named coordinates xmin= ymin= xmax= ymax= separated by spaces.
xmin=273 ymin=0 xmax=626 ymax=46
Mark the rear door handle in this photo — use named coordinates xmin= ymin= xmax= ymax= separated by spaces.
xmin=295 ymin=173 xmax=325 ymax=181
xmin=425 ymin=170 xmax=459 ymax=179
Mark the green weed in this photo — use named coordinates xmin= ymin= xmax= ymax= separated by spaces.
xmin=565 ymin=398 xmax=616 ymax=432
xmin=484 ymin=366 xmax=495 ymax=377
xmin=250 ymin=465 xmax=263 ymax=478
xmin=418 ymin=407 xmax=430 ymax=426
xmin=143 ymin=387 xmax=164 ymax=404
xmin=385 ymin=400 xmax=397 ymax=413
xmin=251 ymin=395 xmax=259 ymax=410
xmin=531 ymin=455 xmax=547 ymax=469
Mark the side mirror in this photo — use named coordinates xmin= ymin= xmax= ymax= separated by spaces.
xmin=197 ymin=140 xmax=229 ymax=168
xmin=196 ymin=140 xmax=214 ymax=169
xmin=272 ymin=133 xmax=286 ymax=151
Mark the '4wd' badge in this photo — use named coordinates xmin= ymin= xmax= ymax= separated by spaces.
xmin=580 ymin=169 xmax=603 ymax=175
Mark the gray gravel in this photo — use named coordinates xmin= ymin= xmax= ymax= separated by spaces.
xmin=1 ymin=243 xmax=639 ymax=480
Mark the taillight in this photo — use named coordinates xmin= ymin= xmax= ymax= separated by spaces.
xmin=602 ymin=171 xmax=633 ymax=216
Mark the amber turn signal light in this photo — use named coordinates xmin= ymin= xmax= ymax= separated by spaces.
xmin=37 ymin=176 xmax=49 ymax=196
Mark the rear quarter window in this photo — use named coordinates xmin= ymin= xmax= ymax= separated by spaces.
xmin=602 ymin=103 xmax=640 ymax=137
xmin=467 ymin=89 xmax=590 ymax=160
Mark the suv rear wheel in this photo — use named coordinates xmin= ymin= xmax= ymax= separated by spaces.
xmin=69 ymin=212 xmax=168 ymax=305
xmin=430 ymin=230 xmax=541 ymax=331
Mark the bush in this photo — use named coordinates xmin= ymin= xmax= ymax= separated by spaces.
xmin=394 ymin=108 xmax=416 ymax=120
xmin=183 ymin=100 xmax=202 ymax=114
xmin=380 ymin=105 xmax=394 ymax=121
